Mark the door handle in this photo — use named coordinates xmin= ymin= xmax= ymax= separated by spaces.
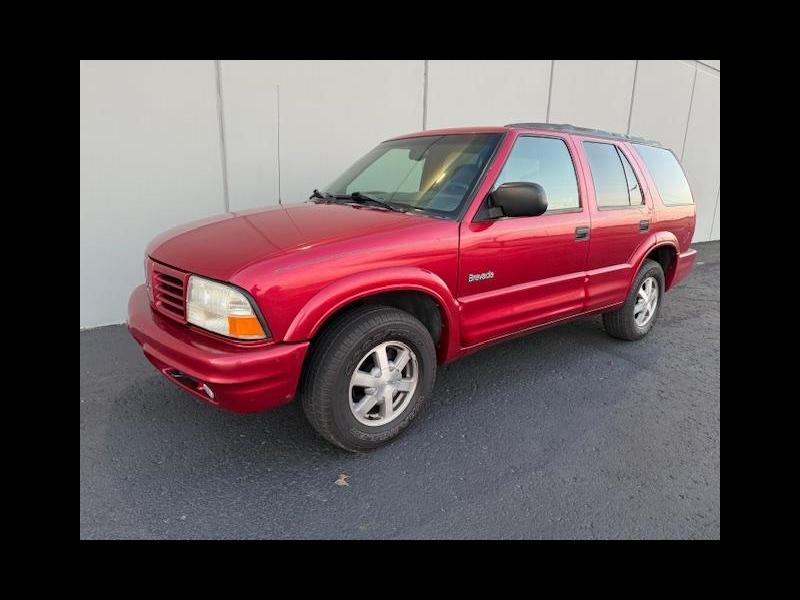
xmin=575 ymin=226 xmax=590 ymax=240
xmin=639 ymin=219 xmax=650 ymax=232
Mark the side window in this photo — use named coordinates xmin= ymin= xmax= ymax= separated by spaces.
xmin=493 ymin=136 xmax=580 ymax=212
xmin=619 ymin=149 xmax=644 ymax=205
xmin=632 ymin=143 xmax=694 ymax=205
xmin=583 ymin=141 xmax=640 ymax=208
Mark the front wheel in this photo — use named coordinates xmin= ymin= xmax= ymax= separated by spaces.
xmin=602 ymin=259 xmax=665 ymax=341
xmin=301 ymin=305 xmax=437 ymax=451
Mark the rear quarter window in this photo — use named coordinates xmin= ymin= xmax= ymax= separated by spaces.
xmin=633 ymin=144 xmax=694 ymax=206
xmin=583 ymin=141 xmax=638 ymax=209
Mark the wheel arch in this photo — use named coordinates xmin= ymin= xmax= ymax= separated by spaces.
xmin=284 ymin=267 xmax=461 ymax=362
xmin=630 ymin=234 xmax=680 ymax=292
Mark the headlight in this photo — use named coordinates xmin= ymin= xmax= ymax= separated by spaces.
xmin=186 ymin=276 xmax=267 ymax=340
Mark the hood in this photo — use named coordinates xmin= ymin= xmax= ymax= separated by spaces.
xmin=147 ymin=201 xmax=439 ymax=280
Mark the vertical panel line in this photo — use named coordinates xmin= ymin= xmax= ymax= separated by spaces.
xmin=709 ymin=186 xmax=720 ymax=240
xmin=545 ymin=60 xmax=555 ymax=123
xmin=214 ymin=60 xmax=230 ymax=213
xmin=626 ymin=60 xmax=639 ymax=134
xmin=422 ymin=60 xmax=429 ymax=130
xmin=277 ymin=84 xmax=282 ymax=205
xmin=680 ymin=64 xmax=698 ymax=161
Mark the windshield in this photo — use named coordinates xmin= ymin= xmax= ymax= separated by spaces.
xmin=321 ymin=133 xmax=503 ymax=219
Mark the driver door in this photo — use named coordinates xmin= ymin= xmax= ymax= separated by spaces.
xmin=457 ymin=133 xmax=590 ymax=347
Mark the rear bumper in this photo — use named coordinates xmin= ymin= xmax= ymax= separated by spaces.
xmin=127 ymin=285 xmax=309 ymax=413
xmin=670 ymin=248 xmax=697 ymax=289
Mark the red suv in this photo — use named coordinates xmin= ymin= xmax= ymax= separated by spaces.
xmin=128 ymin=123 xmax=697 ymax=451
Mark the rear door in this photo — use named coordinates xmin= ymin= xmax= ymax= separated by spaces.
xmin=576 ymin=138 xmax=653 ymax=310
xmin=457 ymin=132 xmax=591 ymax=347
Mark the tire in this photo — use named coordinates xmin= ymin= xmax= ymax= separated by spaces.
xmin=602 ymin=259 xmax=665 ymax=341
xmin=300 ymin=305 xmax=437 ymax=452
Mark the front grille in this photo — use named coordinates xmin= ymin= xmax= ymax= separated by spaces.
xmin=150 ymin=260 xmax=188 ymax=322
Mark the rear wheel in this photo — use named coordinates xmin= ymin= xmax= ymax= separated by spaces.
xmin=602 ymin=259 xmax=664 ymax=341
xmin=301 ymin=305 xmax=437 ymax=451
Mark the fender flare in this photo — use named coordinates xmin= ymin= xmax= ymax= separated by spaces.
xmin=628 ymin=232 xmax=680 ymax=291
xmin=283 ymin=266 xmax=461 ymax=362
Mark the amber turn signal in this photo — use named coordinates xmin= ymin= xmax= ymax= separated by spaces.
xmin=227 ymin=315 xmax=266 ymax=339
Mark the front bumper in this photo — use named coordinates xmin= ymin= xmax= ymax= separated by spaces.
xmin=127 ymin=285 xmax=309 ymax=413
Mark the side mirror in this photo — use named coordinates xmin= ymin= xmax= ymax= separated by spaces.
xmin=489 ymin=182 xmax=547 ymax=218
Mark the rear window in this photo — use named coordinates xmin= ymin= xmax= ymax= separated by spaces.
xmin=633 ymin=144 xmax=694 ymax=206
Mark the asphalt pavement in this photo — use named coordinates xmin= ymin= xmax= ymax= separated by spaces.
xmin=80 ymin=241 xmax=720 ymax=539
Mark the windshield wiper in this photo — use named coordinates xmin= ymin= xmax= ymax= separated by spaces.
xmin=311 ymin=189 xmax=406 ymax=213
xmin=348 ymin=192 xmax=406 ymax=213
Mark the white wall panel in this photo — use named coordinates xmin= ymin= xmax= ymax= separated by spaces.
xmin=710 ymin=190 xmax=720 ymax=240
xmin=628 ymin=60 xmax=695 ymax=152
xmin=80 ymin=60 xmax=224 ymax=327
xmin=699 ymin=60 xmax=720 ymax=71
xmin=219 ymin=60 xmax=280 ymax=211
xmin=426 ymin=60 xmax=551 ymax=129
xmin=681 ymin=68 xmax=720 ymax=242
xmin=548 ymin=60 xmax=637 ymax=133
xmin=274 ymin=60 xmax=424 ymax=203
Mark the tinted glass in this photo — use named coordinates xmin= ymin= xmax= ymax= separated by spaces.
xmin=493 ymin=136 xmax=579 ymax=211
xmin=325 ymin=133 xmax=502 ymax=218
xmin=347 ymin=148 xmax=423 ymax=194
xmin=584 ymin=142 xmax=632 ymax=208
xmin=619 ymin=149 xmax=644 ymax=205
xmin=633 ymin=144 xmax=694 ymax=205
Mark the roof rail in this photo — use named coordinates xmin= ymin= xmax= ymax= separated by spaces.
xmin=505 ymin=122 xmax=661 ymax=146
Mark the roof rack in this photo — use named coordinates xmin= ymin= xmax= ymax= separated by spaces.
xmin=505 ymin=122 xmax=661 ymax=146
